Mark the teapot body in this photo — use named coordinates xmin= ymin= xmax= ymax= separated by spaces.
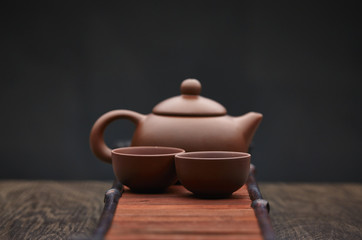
xmin=131 ymin=114 xmax=248 ymax=152
xmin=89 ymin=79 xmax=262 ymax=164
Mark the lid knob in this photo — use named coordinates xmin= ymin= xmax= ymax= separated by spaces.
xmin=181 ymin=79 xmax=201 ymax=95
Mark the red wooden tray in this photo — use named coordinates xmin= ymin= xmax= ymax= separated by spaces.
xmin=91 ymin=164 xmax=274 ymax=240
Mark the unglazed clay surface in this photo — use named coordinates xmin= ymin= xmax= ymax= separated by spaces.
xmin=175 ymin=151 xmax=251 ymax=198
xmin=90 ymin=79 xmax=262 ymax=164
xmin=111 ymin=146 xmax=184 ymax=192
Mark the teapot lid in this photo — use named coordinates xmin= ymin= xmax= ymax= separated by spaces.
xmin=152 ymin=79 xmax=227 ymax=116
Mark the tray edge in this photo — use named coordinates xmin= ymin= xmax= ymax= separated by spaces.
xmin=247 ymin=164 xmax=275 ymax=240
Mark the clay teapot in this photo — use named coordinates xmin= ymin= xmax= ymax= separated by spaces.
xmin=90 ymin=79 xmax=262 ymax=164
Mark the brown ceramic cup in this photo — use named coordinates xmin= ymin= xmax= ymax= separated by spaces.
xmin=111 ymin=146 xmax=185 ymax=193
xmin=175 ymin=151 xmax=250 ymax=198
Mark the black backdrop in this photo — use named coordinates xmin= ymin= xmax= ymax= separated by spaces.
xmin=1 ymin=1 xmax=361 ymax=181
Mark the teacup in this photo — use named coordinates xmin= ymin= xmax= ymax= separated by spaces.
xmin=175 ymin=151 xmax=250 ymax=198
xmin=112 ymin=146 xmax=185 ymax=193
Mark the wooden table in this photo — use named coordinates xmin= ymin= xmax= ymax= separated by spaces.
xmin=0 ymin=181 xmax=361 ymax=240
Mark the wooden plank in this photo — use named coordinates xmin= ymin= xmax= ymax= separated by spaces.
xmin=260 ymin=183 xmax=362 ymax=240
xmin=106 ymin=233 xmax=263 ymax=240
xmin=105 ymin=185 xmax=263 ymax=240
xmin=0 ymin=180 xmax=110 ymax=240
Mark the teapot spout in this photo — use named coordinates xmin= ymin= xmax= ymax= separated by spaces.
xmin=236 ymin=112 xmax=263 ymax=150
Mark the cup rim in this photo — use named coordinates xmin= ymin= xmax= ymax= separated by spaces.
xmin=175 ymin=151 xmax=251 ymax=160
xmin=111 ymin=146 xmax=185 ymax=157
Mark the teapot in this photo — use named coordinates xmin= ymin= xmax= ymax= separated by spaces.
xmin=90 ymin=79 xmax=262 ymax=164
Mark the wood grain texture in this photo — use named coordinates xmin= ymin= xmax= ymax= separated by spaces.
xmin=0 ymin=181 xmax=361 ymax=240
xmin=259 ymin=183 xmax=362 ymax=240
xmin=0 ymin=180 xmax=111 ymax=240
xmin=105 ymin=185 xmax=263 ymax=240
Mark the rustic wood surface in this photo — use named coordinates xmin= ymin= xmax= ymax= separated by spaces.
xmin=261 ymin=183 xmax=362 ymax=240
xmin=0 ymin=181 xmax=110 ymax=240
xmin=106 ymin=185 xmax=263 ymax=240
xmin=0 ymin=181 xmax=361 ymax=240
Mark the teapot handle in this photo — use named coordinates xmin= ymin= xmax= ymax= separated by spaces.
xmin=89 ymin=110 xmax=145 ymax=164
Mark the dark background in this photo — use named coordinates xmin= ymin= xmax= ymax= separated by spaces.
xmin=1 ymin=1 xmax=361 ymax=181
